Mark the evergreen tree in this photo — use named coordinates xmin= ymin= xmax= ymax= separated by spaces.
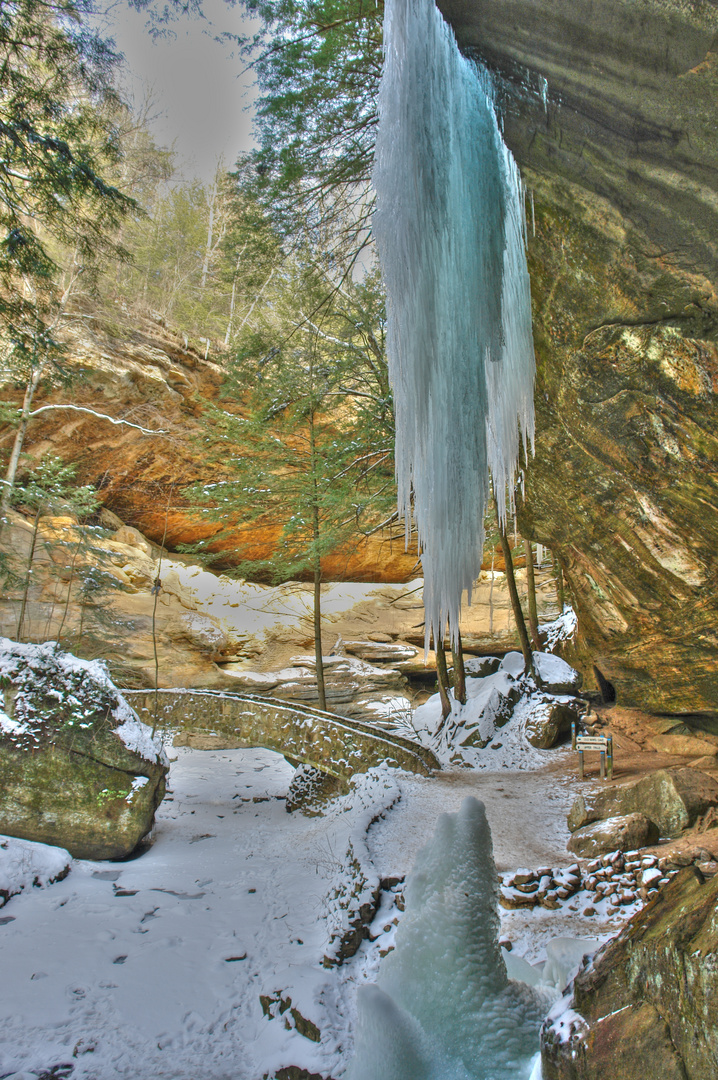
xmin=241 ymin=0 xmax=383 ymax=254
xmin=0 ymin=0 xmax=140 ymax=509
xmin=9 ymin=455 xmax=98 ymax=642
xmin=183 ymin=256 xmax=394 ymax=710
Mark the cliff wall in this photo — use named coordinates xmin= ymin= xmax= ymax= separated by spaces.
xmin=438 ymin=0 xmax=718 ymax=714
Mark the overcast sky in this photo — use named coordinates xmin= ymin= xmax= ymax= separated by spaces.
xmin=94 ymin=0 xmax=259 ymax=183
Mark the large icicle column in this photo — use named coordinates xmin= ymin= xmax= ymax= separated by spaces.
xmin=347 ymin=798 xmax=549 ymax=1080
xmin=372 ymin=0 xmax=535 ymax=649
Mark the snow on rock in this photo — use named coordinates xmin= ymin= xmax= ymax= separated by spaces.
xmin=0 ymin=836 xmax=71 ymax=906
xmin=544 ymin=999 xmax=589 ymax=1045
xmin=113 ymin=716 xmax=167 ymax=766
xmin=534 ymin=653 xmax=582 ymax=695
xmin=322 ymin=765 xmax=403 ymax=966
xmin=405 ymin=652 xmax=583 ymax=769
xmin=0 ymin=637 xmax=166 ymax=766
xmin=540 ymin=608 xmax=578 ymax=653
xmin=500 ymin=651 xmax=527 ymax=679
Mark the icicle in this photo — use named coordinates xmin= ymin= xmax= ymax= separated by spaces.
xmin=372 ymin=0 xmax=535 ymax=650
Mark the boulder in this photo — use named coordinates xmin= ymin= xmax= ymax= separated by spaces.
xmin=541 ymin=868 xmax=718 ymax=1080
xmin=464 ymin=655 xmax=501 ymax=678
xmin=0 ymin=639 xmax=168 ymax=860
xmin=533 ymin=653 xmax=583 ymax=695
xmin=648 ymin=733 xmax=718 ymax=758
xmin=567 ymin=768 xmax=718 ymax=837
xmin=566 ymin=814 xmax=659 ymax=858
xmin=113 ymin=525 xmax=154 ymax=557
xmin=170 ymin=611 xmax=230 ymax=659
xmin=499 ymin=651 xmax=527 ymax=678
xmin=524 ymin=694 xmax=582 ymax=749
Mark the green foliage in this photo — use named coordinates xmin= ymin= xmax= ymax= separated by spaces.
xmin=0 ymin=0 xmax=138 ymax=337
xmin=242 ymin=0 xmax=383 ymax=252
xmin=11 ymin=455 xmax=99 ymax=519
xmin=182 ymin=253 xmax=394 ymax=580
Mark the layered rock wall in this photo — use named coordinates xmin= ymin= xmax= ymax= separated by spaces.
xmin=438 ymin=0 xmax=718 ymax=713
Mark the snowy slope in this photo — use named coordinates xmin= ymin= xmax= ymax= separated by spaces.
xmin=0 ymin=744 xmax=613 ymax=1080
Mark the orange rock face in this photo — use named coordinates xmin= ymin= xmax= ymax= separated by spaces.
xmin=0 ymin=310 xmax=423 ymax=583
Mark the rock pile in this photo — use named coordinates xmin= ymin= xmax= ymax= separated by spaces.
xmin=541 ymin=867 xmax=718 ymax=1079
xmin=500 ymin=850 xmax=684 ymax=917
xmin=500 ymin=864 xmax=582 ymax=909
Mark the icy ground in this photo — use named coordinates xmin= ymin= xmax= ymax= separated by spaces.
xmin=1 ymin=747 xmax=619 ymax=1080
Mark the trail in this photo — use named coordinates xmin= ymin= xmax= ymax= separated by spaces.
xmin=0 ymin=745 xmax=599 ymax=1079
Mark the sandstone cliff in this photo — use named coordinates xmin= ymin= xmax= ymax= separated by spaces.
xmin=0 ymin=510 xmax=557 ymax=695
xmin=0 ymin=306 xmax=420 ymax=584
xmin=438 ymin=0 xmax=718 ymax=715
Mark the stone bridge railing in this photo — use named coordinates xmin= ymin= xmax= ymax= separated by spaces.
xmin=122 ymin=689 xmax=439 ymax=784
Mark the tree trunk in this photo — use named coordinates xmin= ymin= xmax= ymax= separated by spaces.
xmin=16 ymin=506 xmax=41 ymax=641
xmin=554 ymin=554 xmax=566 ymax=612
xmin=435 ymin=631 xmax=452 ymax=720
xmin=494 ymin=496 xmax=534 ymax=675
xmin=451 ymin=628 xmax=467 ymax=705
xmin=309 ymin=408 xmax=327 ymax=712
xmin=201 ymin=176 xmax=217 ymax=290
xmin=2 ymin=364 xmax=44 ymax=513
xmin=313 ymin=563 xmax=327 ymax=712
xmin=224 ymin=242 xmax=248 ymax=346
xmin=523 ymin=534 xmax=542 ymax=650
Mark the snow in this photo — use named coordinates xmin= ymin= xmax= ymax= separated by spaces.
xmin=0 ymin=711 xmax=30 ymax=738
xmin=0 ymin=837 xmax=71 ymax=904
xmin=113 ymin=716 xmax=168 ymax=766
xmin=373 ymin=0 xmax=534 ymax=649
xmin=500 ymin=650 xmax=527 ymax=678
xmin=349 ymin=798 xmax=553 ymax=1079
xmin=533 ymin=653 xmax=581 ymax=692
xmin=0 ymin=728 xmax=656 ymax=1080
xmin=540 ymin=608 xmax=578 ymax=652
xmin=0 ymin=638 xmax=166 ymax=766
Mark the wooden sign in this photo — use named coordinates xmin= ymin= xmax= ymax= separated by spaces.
xmin=571 ymin=723 xmax=614 ymax=780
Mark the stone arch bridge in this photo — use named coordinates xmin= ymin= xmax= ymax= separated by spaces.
xmin=122 ymin=689 xmax=438 ymax=789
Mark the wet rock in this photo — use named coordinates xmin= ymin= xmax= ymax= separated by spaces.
xmin=524 ymin=694 xmax=582 ymax=748
xmin=567 ymin=768 xmax=718 ymax=837
xmin=0 ymin=640 xmax=167 ymax=860
xmin=541 ymin=868 xmax=718 ymax=1079
xmin=567 ymin=814 xmax=659 ymax=858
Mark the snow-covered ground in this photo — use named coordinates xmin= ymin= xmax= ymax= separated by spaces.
xmin=0 ymin=740 xmax=622 ymax=1080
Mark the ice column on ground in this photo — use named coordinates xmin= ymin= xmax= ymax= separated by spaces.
xmin=348 ymin=798 xmax=549 ymax=1080
xmin=372 ymin=0 xmax=535 ymax=648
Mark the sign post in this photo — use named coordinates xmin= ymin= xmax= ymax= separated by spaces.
xmin=575 ymin=733 xmax=613 ymax=780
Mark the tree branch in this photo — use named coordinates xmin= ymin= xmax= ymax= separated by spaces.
xmin=28 ymin=403 xmax=169 ymax=435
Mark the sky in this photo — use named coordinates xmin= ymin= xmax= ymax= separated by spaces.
xmin=93 ymin=0 xmax=260 ymax=183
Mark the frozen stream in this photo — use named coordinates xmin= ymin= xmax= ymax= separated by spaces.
xmin=0 ymin=747 xmax=590 ymax=1079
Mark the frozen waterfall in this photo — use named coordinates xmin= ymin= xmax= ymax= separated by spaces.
xmin=372 ymin=0 xmax=535 ymax=649
xmin=347 ymin=798 xmax=551 ymax=1080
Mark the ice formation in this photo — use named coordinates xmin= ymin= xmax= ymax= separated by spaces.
xmin=348 ymin=798 xmax=551 ymax=1080
xmin=372 ymin=0 xmax=535 ymax=647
